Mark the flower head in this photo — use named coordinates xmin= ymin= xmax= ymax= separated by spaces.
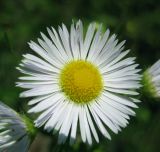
xmin=143 ymin=60 xmax=160 ymax=98
xmin=0 ymin=102 xmax=30 ymax=152
xmin=17 ymin=20 xmax=141 ymax=144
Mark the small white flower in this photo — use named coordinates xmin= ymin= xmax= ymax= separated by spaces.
xmin=0 ymin=102 xmax=30 ymax=152
xmin=145 ymin=59 xmax=160 ymax=97
xmin=17 ymin=20 xmax=141 ymax=145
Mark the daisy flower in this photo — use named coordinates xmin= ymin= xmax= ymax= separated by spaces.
xmin=17 ymin=20 xmax=141 ymax=145
xmin=143 ymin=59 xmax=160 ymax=98
xmin=0 ymin=102 xmax=30 ymax=152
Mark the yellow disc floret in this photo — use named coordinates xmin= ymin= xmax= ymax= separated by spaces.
xmin=59 ymin=60 xmax=103 ymax=104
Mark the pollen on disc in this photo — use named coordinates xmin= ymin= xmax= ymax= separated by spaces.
xmin=59 ymin=60 xmax=103 ymax=104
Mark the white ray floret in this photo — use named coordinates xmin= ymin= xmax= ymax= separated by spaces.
xmin=17 ymin=20 xmax=141 ymax=145
xmin=0 ymin=102 xmax=30 ymax=152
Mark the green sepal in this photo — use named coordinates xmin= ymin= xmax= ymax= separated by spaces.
xmin=21 ymin=114 xmax=37 ymax=141
xmin=142 ymin=70 xmax=157 ymax=98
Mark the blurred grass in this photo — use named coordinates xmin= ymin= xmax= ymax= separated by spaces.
xmin=0 ymin=0 xmax=160 ymax=152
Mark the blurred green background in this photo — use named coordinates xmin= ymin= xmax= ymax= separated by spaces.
xmin=0 ymin=0 xmax=160 ymax=152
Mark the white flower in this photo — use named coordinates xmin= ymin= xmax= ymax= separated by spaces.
xmin=0 ymin=102 xmax=30 ymax=152
xmin=145 ymin=59 xmax=160 ymax=97
xmin=17 ymin=20 xmax=141 ymax=145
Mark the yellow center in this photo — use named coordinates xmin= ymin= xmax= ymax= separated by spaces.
xmin=59 ymin=60 xmax=103 ymax=104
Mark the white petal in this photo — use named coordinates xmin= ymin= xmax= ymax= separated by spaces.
xmin=58 ymin=25 xmax=73 ymax=59
xmin=70 ymin=105 xmax=79 ymax=145
xmin=105 ymin=87 xmax=139 ymax=95
xmin=85 ymin=106 xmax=99 ymax=143
xmin=81 ymin=23 xmax=96 ymax=60
xmin=20 ymin=85 xmax=60 ymax=97
xmin=83 ymin=106 xmax=92 ymax=145
xmin=90 ymin=29 xmax=110 ymax=62
xmin=28 ymin=93 xmax=63 ymax=113
xmin=88 ymin=105 xmax=111 ymax=139
xmin=40 ymin=32 xmax=66 ymax=64
xmin=103 ymin=91 xmax=138 ymax=108
xmin=91 ymin=102 xmax=118 ymax=134
xmin=58 ymin=103 xmax=73 ymax=144
xmin=44 ymin=100 xmax=67 ymax=132
xmin=70 ymin=23 xmax=77 ymax=59
xmin=79 ymin=106 xmax=86 ymax=143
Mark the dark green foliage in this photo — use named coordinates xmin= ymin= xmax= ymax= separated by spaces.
xmin=0 ymin=0 xmax=160 ymax=151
